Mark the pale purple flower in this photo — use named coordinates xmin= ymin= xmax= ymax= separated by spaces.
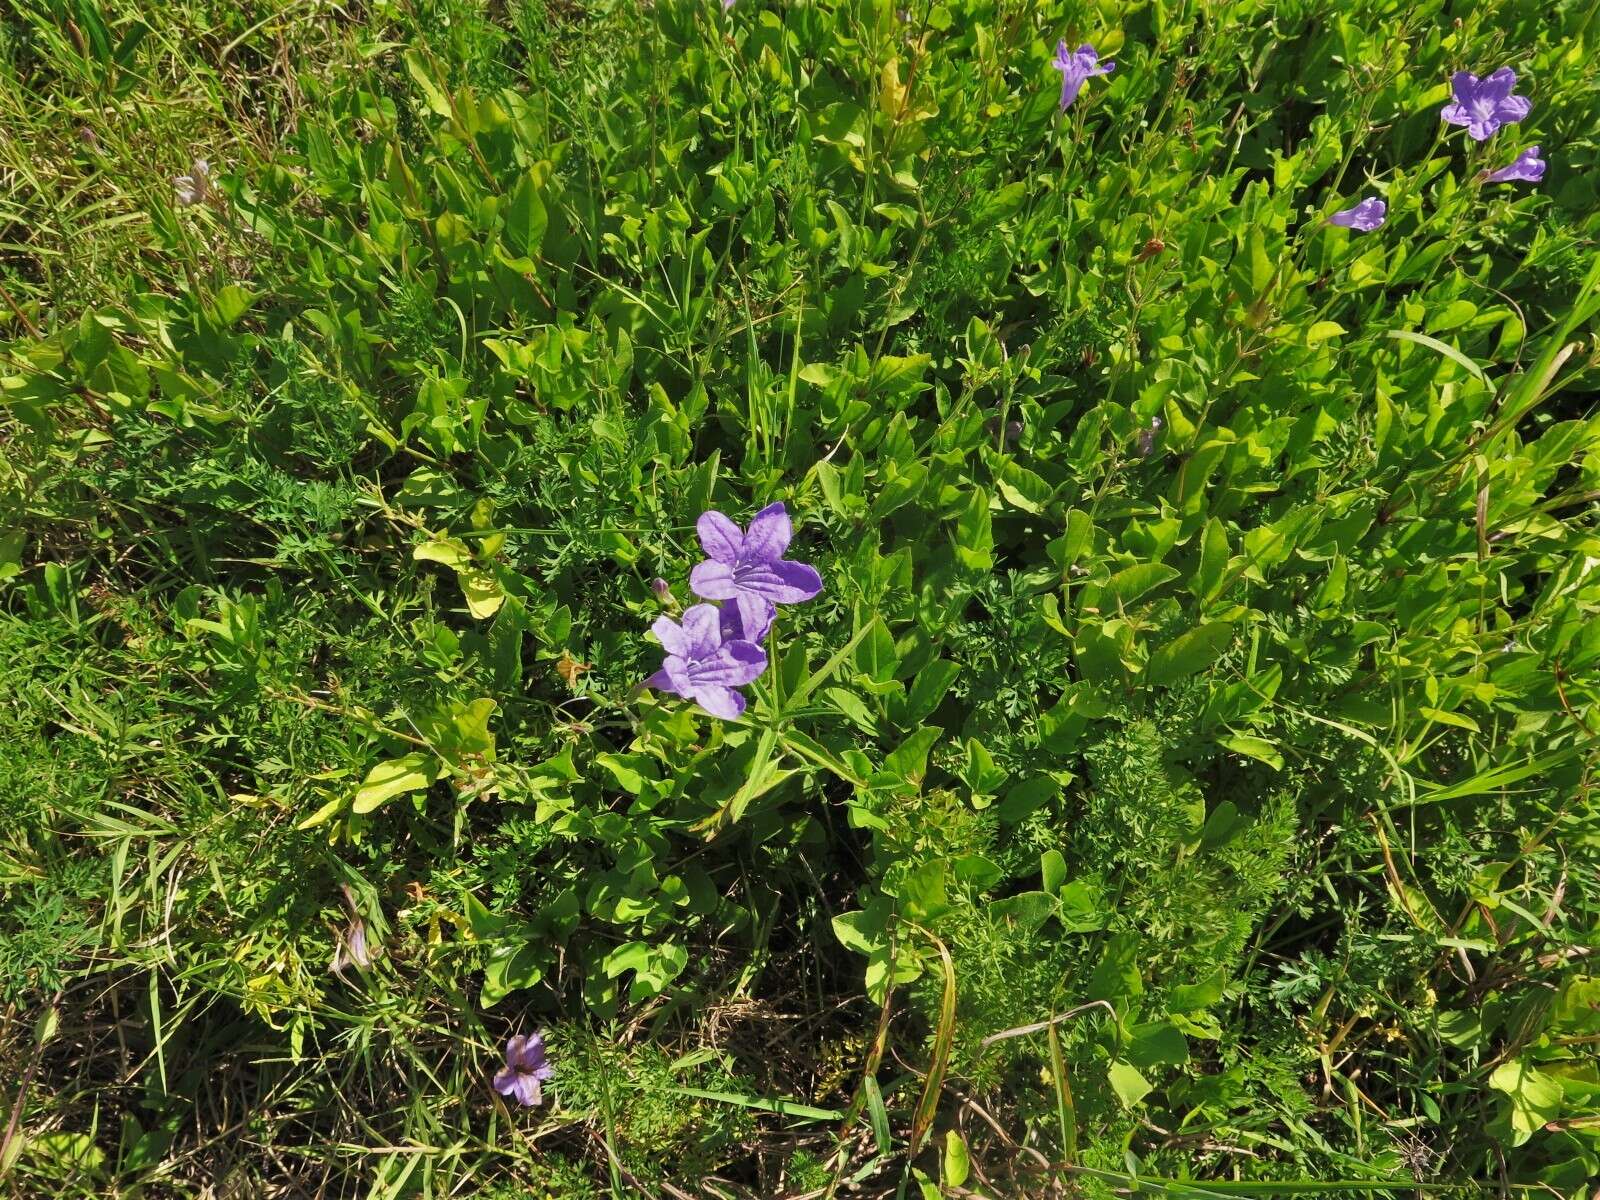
xmin=493 ymin=1033 xmax=554 ymax=1107
xmin=1485 ymin=145 xmax=1545 ymax=184
xmin=1053 ymin=42 xmax=1113 ymax=111
xmin=646 ymin=603 xmax=767 ymax=719
xmin=689 ymin=503 xmax=823 ymax=638
xmin=173 ymin=158 xmax=212 ymax=207
xmin=1327 ymin=197 xmax=1386 ymax=232
xmin=719 ymin=599 xmax=771 ymax=646
xmin=328 ymin=885 xmax=380 ymax=978
xmin=1441 ymin=68 xmax=1531 ymax=141
xmin=722 ymin=0 xmax=734 ymax=9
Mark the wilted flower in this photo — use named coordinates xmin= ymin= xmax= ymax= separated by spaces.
xmin=1440 ymin=68 xmax=1530 ymax=141
xmin=493 ymin=1032 xmax=554 ymax=1107
xmin=328 ymin=885 xmax=380 ymax=977
xmin=1136 ymin=416 xmax=1164 ymax=458
xmin=1053 ymin=42 xmax=1113 ymax=111
xmin=646 ymin=604 xmax=767 ymax=719
xmin=651 ymin=577 xmax=672 ymax=602
xmin=1327 ymin=197 xmax=1386 ymax=232
xmin=1484 ymin=145 xmax=1545 ymax=184
xmin=173 ymin=158 xmax=212 ymax=207
xmin=689 ymin=503 xmax=823 ymax=640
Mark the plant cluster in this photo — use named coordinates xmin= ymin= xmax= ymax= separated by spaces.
xmin=2 ymin=0 xmax=1598 ymax=1196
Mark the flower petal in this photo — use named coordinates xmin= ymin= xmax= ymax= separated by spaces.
xmin=681 ymin=604 xmax=725 ymax=659
xmin=512 ymin=1072 xmax=543 ymax=1106
xmin=651 ymin=615 xmax=689 ymax=658
xmin=740 ymin=502 xmax=792 ymax=564
xmin=1450 ymin=71 xmax=1481 ymax=107
xmin=736 ymin=560 xmax=823 ymax=603
xmin=696 ymin=511 xmax=744 ymax=564
xmin=504 ymin=1035 xmax=527 ymax=1066
xmin=690 ymin=684 xmax=747 ymax=720
xmin=690 ymin=559 xmax=739 ymax=600
xmin=644 ymin=667 xmax=682 ymax=695
xmin=1467 ymin=117 xmax=1498 ymax=141
xmin=493 ymin=1066 xmax=520 ymax=1097
xmin=1439 ymin=101 xmax=1471 ymax=127
xmin=723 ymin=597 xmax=772 ymax=644
xmin=1494 ymin=93 xmax=1530 ymax=124
xmin=689 ymin=642 xmax=768 ymax=688
xmin=515 ymin=1032 xmax=547 ymax=1071
xmin=1479 ymin=67 xmax=1517 ymax=104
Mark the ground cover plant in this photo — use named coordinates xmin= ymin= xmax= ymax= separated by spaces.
xmin=2 ymin=0 xmax=1599 ymax=1195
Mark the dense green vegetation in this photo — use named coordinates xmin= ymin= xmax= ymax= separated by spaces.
xmin=3 ymin=0 xmax=1599 ymax=1195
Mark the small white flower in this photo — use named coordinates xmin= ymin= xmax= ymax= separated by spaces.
xmin=173 ymin=158 xmax=212 ymax=208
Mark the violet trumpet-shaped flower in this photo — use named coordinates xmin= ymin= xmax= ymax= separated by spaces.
xmin=1485 ymin=145 xmax=1545 ymax=184
xmin=1440 ymin=68 xmax=1531 ymax=141
xmin=1053 ymin=42 xmax=1113 ymax=111
xmin=719 ymin=599 xmax=772 ymax=647
xmin=493 ymin=1033 xmax=554 ymax=1107
xmin=1327 ymin=197 xmax=1386 ymax=232
xmin=646 ymin=603 xmax=767 ymax=719
xmin=689 ymin=503 xmax=823 ymax=639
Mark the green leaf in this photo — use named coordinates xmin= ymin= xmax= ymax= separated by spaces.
xmin=352 ymin=753 xmax=443 ymax=814
xmin=1040 ymin=850 xmax=1067 ymax=895
xmin=942 ymin=1130 xmax=971 ymax=1187
xmin=954 ymin=487 xmax=993 ymax=571
xmin=889 ymin=658 xmax=959 ymax=727
xmin=1195 ymin=517 xmax=1229 ymax=602
xmin=883 ymin=726 xmax=942 ymax=785
xmin=995 ymin=458 xmax=1053 ymax=514
xmin=831 ymin=910 xmax=883 ymax=955
xmin=1126 ymin=1021 xmax=1189 ymax=1069
xmin=1489 ymin=1060 xmax=1564 ymax=1134
xmin=1104 ymin=562 xmax=1178 ymax=608
xmin=1146 ymin=621 xmax=1234 ymax=685
xmin=414 ymin=537 xmax=474 ymax=570
xmin=1218 ymin=733 xmax=1284 ymax=770
xmin=502 ymin=171 xmax=548 ymax=259
xmin=481 ymin=942 xmax=544 ymax=1007
xmin=404 ymin=50 xmax=453 ymax=117
xmin=1107 ymin=1060 xmax=1153 ymax=1107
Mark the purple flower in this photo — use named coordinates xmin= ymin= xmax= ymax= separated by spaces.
xmin=719 ymin=599 xmax=772 ymax=647
xmin=1485 ymin=145 xmax=1545 ymax=184
xmin=494 ymin=1033 xmax=554 ymax=1107
xmin=651 ymin=577 xmax=672 ymax=603
xmin=1053 ymin=42 xmax=1113 ymax=111
xmin=689 ymin=503 xmax=823 ymax=639
xmin=646 ymin=603 xmax=767 ymax=719
xmin=1327 ymin=197 xmax=1386 ymax=232
xmin=1441 ymin=68 xmax=1531 ymax=141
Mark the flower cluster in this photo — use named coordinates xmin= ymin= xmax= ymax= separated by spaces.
xmin=1322 ymin=64 xmax=1543 ymax=235
xmin=645 ymin=503 xmax=823 ymax=720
